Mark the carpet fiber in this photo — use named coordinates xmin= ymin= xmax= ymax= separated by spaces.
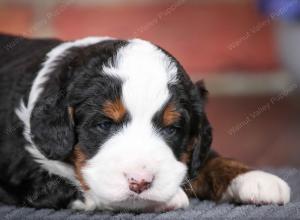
xmin=1 ymin=168 xmax=299 ymax=219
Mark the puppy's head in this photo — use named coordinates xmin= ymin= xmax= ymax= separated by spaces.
xmin=30 ymin=39 xmax=212 ymax=209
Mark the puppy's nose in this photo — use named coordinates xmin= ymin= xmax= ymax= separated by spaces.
xmin=125 ymin=171 xmax=154 ymax=194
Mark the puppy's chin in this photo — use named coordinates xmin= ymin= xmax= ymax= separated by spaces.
xmin=81 ymin=159 xmax=187 ymax=211
xmin=83 ymin=186 xmax=187 ymax=212
xmin=104 ymin=197 xmax=166 ymax=212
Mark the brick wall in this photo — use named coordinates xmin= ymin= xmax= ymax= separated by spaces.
xmin=0 ymin=0 xmax=279 ymax=74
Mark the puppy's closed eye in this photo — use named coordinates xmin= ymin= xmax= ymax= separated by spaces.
xmin=97 ymin=120 xmax=115 ymax=131
xmin=161 ymin=126 xmax=178 ymax=136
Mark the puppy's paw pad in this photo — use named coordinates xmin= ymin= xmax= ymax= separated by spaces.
xmin=154 ymin=188 xmax=189 ymax=212
xmin=228 ymin=170 xmax=290 ymax=205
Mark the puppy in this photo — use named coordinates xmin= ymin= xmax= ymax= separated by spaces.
xmin=0 ymin=34 xmax=290 ymax=211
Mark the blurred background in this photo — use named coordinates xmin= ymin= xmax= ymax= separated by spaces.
xmin=0 ymin=0 xmax=299 ymax=167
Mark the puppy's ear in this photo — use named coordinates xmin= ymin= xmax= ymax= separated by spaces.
xmin=29 ymin=57 xmax=78 ymax=160
xmin=188 ymin=80 xmax=212 ymax=178
xmin=30 ymin=88 xmax=76 ymax=160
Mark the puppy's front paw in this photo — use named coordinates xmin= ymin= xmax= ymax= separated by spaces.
xmin=154 ymin=188 xmax=189 ymax=212
xmin=224 ymin=170 xmax=290 ymax=205
xmin=69 ymin=193 xmax=97 ymax=211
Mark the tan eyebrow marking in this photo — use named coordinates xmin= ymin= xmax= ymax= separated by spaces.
xmin=163 ymin=102 xmax=181 ymax=126
xmin=103 ymin=99 xmax=126 ymax=122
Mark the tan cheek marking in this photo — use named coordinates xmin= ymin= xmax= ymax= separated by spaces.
xmin=163 ymin=103 xmax=181 ymax=126
xmin=71 ymin=146 xmax=89 ymax=191
xmin=180 ymin=153 xmax=190 ymax=164
xmin=68 ymin=106 xmax=75 ymax=124
xmin=179 ymin=138 xmax=197 ymax=164
xmin=103 ymin=99 xmax=126 ymax=122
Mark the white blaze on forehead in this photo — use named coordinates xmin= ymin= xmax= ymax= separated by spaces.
xmin=103 ymin=39 xmax=178 ymax=119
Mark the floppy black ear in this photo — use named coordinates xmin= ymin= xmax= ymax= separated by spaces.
xmin=29 ymin=58 xmax=77 ymax=160
xmin=30 ymin=88 xmax=75 ymax=160
xmin=189 ymin=80 xmax=213 ymax=178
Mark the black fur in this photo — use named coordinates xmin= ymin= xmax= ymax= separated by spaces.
xmin=0 ymin=33 xmax=212 ymax=209
xmin=0 ymin=34 xmax=80 ymax=208
xmin=189 ymin=81 xmax=212 ymax=178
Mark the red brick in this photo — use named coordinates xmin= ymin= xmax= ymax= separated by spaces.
xmin=53 ymin=1 xmax=279 ymax=74
xmin=0 ymin=6 xmax=33 ymax=37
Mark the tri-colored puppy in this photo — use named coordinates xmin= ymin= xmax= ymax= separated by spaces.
xmin=0 ymin=34 xmax=290 ymax=211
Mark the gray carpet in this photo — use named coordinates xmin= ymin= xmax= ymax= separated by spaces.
xmin=1 ymin=168 xmax=299 ymax=219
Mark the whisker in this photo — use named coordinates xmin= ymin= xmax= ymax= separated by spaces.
xmin=184 ymin=177 xmax=199 ymax=200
